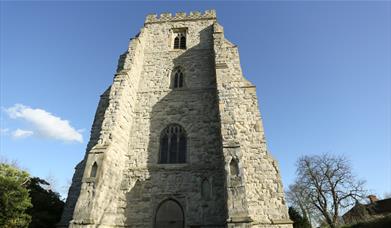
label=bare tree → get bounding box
[60,178,72,201]
[44,173,59,192]
[293,154,366,228]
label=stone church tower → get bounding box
[59,10,292,228]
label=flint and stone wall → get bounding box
[59,10,292,228]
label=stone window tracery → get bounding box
[173,29,187,49]
[173,68,184,89]
[159,124,186,164]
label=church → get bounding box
[59,10,292,228]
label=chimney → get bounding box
[368,195,378,204]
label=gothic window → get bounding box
[173,29,186,49]
[155,199,184,228]
[159,124,186,164]
[230,159,239,176]
[90,162,98,178]
[173,68,184,89]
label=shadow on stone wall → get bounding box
[124,26,228,227]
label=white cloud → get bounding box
[0,128,9,135]
[12,129,34,138]
[6,104,83,143]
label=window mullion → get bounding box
[167,133,171,163]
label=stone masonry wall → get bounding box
[213,22,292,227]
[115,15,228,227]
[59,27,147,227]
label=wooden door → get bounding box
[155,200,184,228]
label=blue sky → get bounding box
[1,1,390,199]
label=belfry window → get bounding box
[173,68,184,89]
[173,33,186,49]
[173,29,187,49]
[159,124,186,164]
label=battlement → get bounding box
[145,10,216,24]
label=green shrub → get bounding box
[0,163,32,228]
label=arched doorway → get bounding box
[155,199,184,228]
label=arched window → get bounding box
[173,33,186,49]
[90,162,98,178]
[173,68,184,89]
[155,199,184,228]
[230,159,239,176]
[159,124,186,164]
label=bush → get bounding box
[289,207,312,228]
[0,163,32,228]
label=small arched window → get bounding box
[173,68,184,89]
[159,124,186,164]
[230,159,239,176]
[90,162,98,178]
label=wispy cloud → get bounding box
[5,104,83,143]
[0,128,9,135]
[12,129,34,139]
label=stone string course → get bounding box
[58,10,292,228]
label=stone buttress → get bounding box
[59,10,292,228]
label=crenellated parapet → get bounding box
[145,10,216,24]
